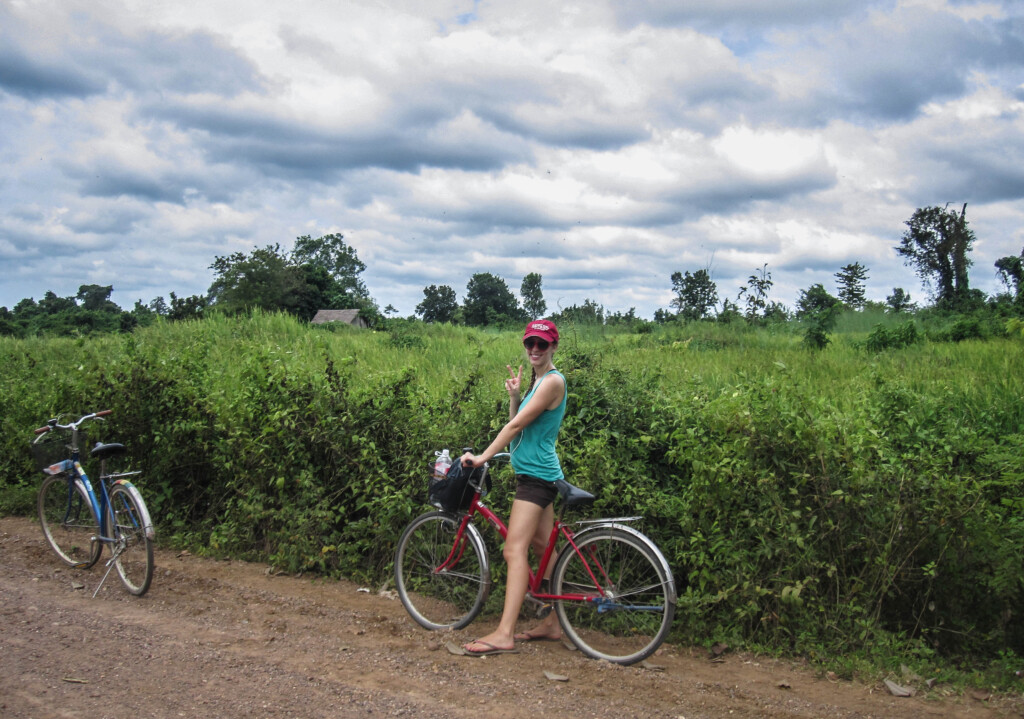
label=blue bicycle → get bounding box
[32,411,155,597]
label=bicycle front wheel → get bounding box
[394,511,490,630]
[37,474,102,568]
[552,526,675,665]
[107,484,154,596]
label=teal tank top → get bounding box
[510,370,567,482]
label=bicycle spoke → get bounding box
[37,475,101,568]
[395,512,489,631]
[554,528,674,665]
[107,485,154,596]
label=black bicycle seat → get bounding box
[90,442,127,460]
[554,479,596,509]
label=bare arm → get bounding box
[506,364,522,419]
[462,372,564,467]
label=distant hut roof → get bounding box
[311,309,367,327]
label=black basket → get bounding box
[426,458,489,512]
[30,430,79,473]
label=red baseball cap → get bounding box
[523,319,558,343]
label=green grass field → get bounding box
[2,310,1022,686]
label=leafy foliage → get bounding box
[796,283,841,349]
[995,249,1023,306]
[671,269,718,321]
[885,287,915,314]
[463,273,522,326]
[415,285,459,323]
[865,321,921,352]
[0,286,137,338]
[835,262,868,310]
[897,204,975,308]
[520,272,546,320]
[2,312,1023,677]
[737,264,778,323]
[208,235,374,321]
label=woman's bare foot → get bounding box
[463,630,515,655]
[513,616,561,642]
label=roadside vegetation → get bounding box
[2,309,1022,693]
[3,204,1024,692]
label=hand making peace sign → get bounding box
[505,364,522,398]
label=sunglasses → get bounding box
[523,337,551,351]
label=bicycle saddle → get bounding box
[553,479,595,509]
[90,442,127,460]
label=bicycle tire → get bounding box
[37,474,102,568]
[107,484,154,596]
[552,525,676,665]
[394,511,491,630]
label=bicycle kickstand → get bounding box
[91,541,123,599]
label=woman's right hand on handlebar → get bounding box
[460,451,485,469]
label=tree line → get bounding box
[3,204,1023,339]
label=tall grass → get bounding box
[1,310,1022,681]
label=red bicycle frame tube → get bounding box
[434,490,606,604]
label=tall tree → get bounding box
[463,273,521,327]
[416,285,459,323]
[208,244,309,315]
[168,292,207,321]
[291,233,370,306]
[896,204,975,307]
[520,273,546,319]
[835,262,868,310]
[886,287,915,314]
[995,250,1024,304]
[670,269,718,321]
[76,284,119,312]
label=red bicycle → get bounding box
[394,453,676,665]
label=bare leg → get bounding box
[516,501,561,641]
[464,499,546,653]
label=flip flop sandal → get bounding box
[463,640,519,656]
[514,630,561,643]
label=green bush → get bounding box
[2,311,1022,673]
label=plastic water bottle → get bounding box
[434,449,452,478]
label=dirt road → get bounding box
[2,516,1019,719]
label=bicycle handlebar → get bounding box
[34,410,112,435]
[459,451,511,468]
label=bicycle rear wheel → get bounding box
[394,511,490,630]
[37,474,102,568]
[552,525,675,665]
[107,484,154,596]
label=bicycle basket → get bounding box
[30,430,79,473]
[427,458,488,512]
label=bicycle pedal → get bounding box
[535,603,552,619]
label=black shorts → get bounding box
[514,474,559,508]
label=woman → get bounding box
[460,318,566,656]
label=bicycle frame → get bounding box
[440,464,653,609]
[49,429,152,544]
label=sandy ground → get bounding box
[2,515,1021,719]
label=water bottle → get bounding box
[434,449,452,479]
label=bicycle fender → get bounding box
[113,479,156,540]
[458,515,492,601]
[570,523,677,604]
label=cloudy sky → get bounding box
[2,0,1023,319]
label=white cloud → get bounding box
[1,0,1023,317]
